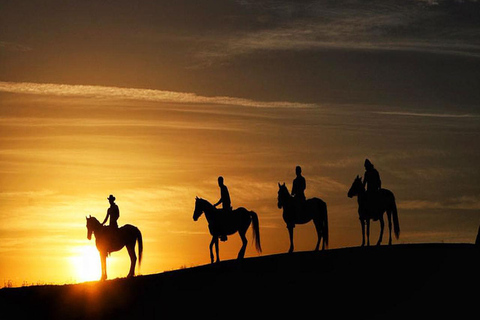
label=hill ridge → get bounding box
[1,243,478,319]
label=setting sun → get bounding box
[70,245,101,283]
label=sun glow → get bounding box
[70,245,101,282]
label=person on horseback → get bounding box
[102,194,120,229]
[213,176,231,241]
[292,166,306,201]
[363,159,382,209]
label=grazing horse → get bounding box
[347,176,400,246]
[193,197,261,263]
[86,216,143,280]
[277,183,328,253]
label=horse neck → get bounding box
[356,185,366,201]
[90,218,103,235]
[280,190,294,209]
[200,199,216,222]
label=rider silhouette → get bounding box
[102,194,120,229]
[213,176,231,241]
[363,159,381,192]
[292,166,306,201]
[363,159,381,208]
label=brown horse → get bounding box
[86,216,143,280]
[193,197,261,263]
[347,176,400,246]
[277,183,328,253]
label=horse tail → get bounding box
[137,227,143,267]
[391,195,400,239]
[250,211,262,253]
[323,202,329,248]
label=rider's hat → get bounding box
[107,194,116,201]
[364,159,373,168]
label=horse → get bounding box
[193,197,261,263]
[347,175,400,246]
[86,216,143,280]
[277,183,328,253]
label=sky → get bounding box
[1,0,479,286]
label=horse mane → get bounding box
[196,197,215,210]
[279,184,291,197]
[87,216,102,228]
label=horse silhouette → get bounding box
[348,176,400,246]
[277,183,328,253]
[86,216,143,280]
[193,197,261,263]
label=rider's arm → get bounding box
[213,198,222,207]
[101,211,110,225]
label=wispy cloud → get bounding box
[195,0,480,66]
[0,41,32,52]
[373,111,479,118]
[400,195,480,210]
[0,81,315,109]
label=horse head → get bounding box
[347,175,364,198]
[86,215,100,240]
[277,182,291,209]
[193,196,204,221]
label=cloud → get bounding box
[373,111,479,118]
[195,0,480,66]
[400,195,480,210]
[0,41,32,52]
[0,81,315,109]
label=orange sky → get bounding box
[1,83,479,285]
[1,1,480,286]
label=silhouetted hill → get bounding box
[1,244,478,319]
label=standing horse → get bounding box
[277,183,328,253]
[86,216,143,280]
[347,176,400,246]
[193,197,261,263]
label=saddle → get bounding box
[209,208,236,236]
[360,190,383,220]
[284,198,308,228]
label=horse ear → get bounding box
[282,182,286,187]
[278,182,281,187]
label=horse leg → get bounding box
[360,219,365,247]
[314,220,321,251]
[127,244,137,278]
[237,231,248,260]
[287,226,294,253]
[214,237,220,263]
[100,252,107,281]
[377,217,384,246]
[209,237,216,264]
[387,211,393,245]
[366,219,371,246]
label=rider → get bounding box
[363,159,381,207]
[213,176,231,241]
[291,166,306,202]
[102,194,120,229]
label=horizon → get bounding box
[1,0,480,287]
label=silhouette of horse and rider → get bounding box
[86,195,143,280]
[193,176,261,263]
[277,166,329,253]
[348,159,400,246]
[85,160,400,279]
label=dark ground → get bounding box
[1,243,478,319]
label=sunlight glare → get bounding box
[70,245,101,282]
